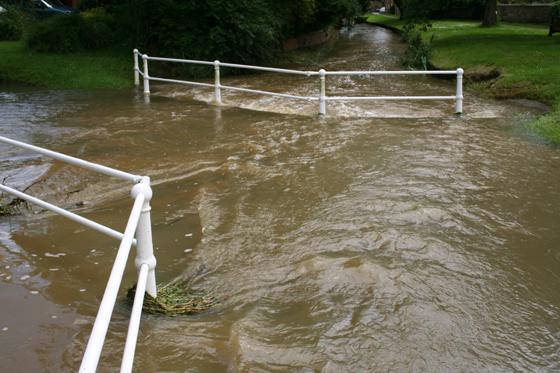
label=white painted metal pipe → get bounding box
[136,50,317,75]
[148,76,214,88]
[142,56,215,66]
[79,193,145,373]
[120,263,149,373]
[143,55,150,95]
[319,69,326,115]
[0,184,136,246]
[325,96,457,101]
[216,61,317,76]
[133,49,139,86]
[215,84,317,101]
[324,70,458,75]
[0,136,142,183]
[456,68,464,114]
[214,60,221,103]
[131,178,157,298]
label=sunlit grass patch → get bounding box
[0,41,133,90]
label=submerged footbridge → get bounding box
[133,49,464,116]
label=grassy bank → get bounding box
[0,41,133,90]
[364,14,560,144]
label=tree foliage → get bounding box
[74,0,368,68]
[0,5,25,41]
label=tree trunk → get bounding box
[394,0,404,19]
[482,0,498,26]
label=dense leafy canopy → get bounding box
[74,0,369,66]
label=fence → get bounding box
[0,135,156,373]
[133,49,464,115]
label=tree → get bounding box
[482,0,498,26]
[393,0,404,19]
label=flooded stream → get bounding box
[1,24,559,372]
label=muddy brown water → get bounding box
[1,25,559,372]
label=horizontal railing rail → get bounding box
[133,49,464,115]
[0,135,157,373]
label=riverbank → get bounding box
[364,14,560,144]
[0,38,340,90]
[0,42,133,90]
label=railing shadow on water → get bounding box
[133,49,464,115]
[0,135,156,373]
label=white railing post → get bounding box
[214,60,221,103]
[131,177,157,298]
[455,68,464,114]
[319,69,326,115]
[143,55,150,95]
[133,49,139,86]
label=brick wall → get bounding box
[497,4,552,24]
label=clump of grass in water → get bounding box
[0,197,27,216]
[125,274,229,316]
[0,188,31,216]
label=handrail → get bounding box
[0,184,136,246]
[133,49,464,115]
[0,136,158,372]
[79,192,146,373]
[0,136,143,183]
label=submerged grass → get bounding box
[526,104,560,145]
[125,277,229,316]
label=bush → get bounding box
[0,6,25,41]
[80,7,115,29]
[400,26,435,70]
[78,0,122,12]
[25,13,114,53]
[141,0,279,68]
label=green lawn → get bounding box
[365,14,560,144]
[0,41,133,90]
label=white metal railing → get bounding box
[0,136,157,373]
[133,49,464,115]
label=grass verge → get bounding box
[364,14,560,144]
[0,41,133,90]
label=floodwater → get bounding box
[1,24,559,372]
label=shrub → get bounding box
[141,0,279,68]
[400,26,435,70]
[78,0,122,12]
[0,6,25,41]
[25,13,114,53]
[80,7,115,29]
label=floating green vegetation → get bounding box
[125,277,229,316]
[0,196,29,216]
[0,184,31,216]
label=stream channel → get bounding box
[1,24,559,372]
